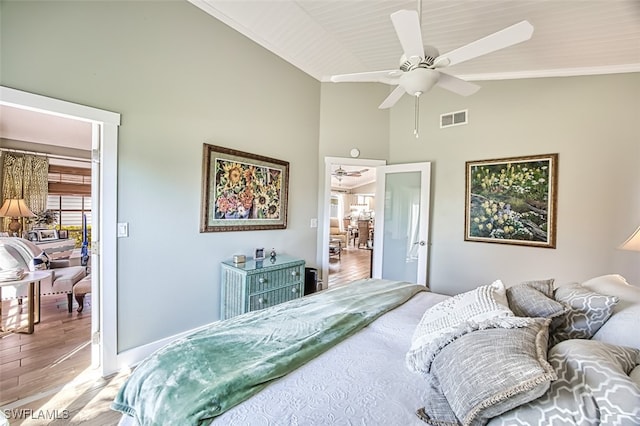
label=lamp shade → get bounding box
[619,225,640,252]
[0,198,35,218]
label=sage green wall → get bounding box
[1,1,321,351]
[388,73,640,293]
[319,83,390,161]
[316,83,390,269]
[3,0,638,354]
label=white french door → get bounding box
[372,162,431,285]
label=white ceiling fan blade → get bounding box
[390,10,424,60]
[330,70,400,84]
[436,72,481,96]
[434,20,534,68]
[378,85,406,109]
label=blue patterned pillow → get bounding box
[30,250,51,270]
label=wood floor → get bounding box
[327,241,372,288]
[0,293,127,425]
[0,243,371,425]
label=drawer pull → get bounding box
[258,297,266,304]
[258,277,267,284]
[291,271,299,277]
[291,287,298,294]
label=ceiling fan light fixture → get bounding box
[400,68,440,96]
[329,5,534,135]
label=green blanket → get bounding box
[111,279,425,425]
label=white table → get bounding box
[0,271,51,334]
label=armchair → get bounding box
[329,217,348,246]
[0,237,86,313]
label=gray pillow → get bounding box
[420,318,556,426]
[550,283,619,347]
[492,339,640,425]
[416,380,459,426]
[407,280,513,376]
[506,279,567,319]
[581,274,640,349]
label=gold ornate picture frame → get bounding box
[200,144,289,232]
[465,153,558,248]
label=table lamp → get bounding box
[619,225,640,252]
[0,198,36,236]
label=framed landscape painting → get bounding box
[200,144,289,232]
[465,153,558,248]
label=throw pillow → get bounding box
[506,279,567,320]
[406,280,513,375]
[421,318,556,426]
[415,380,459,426]
[495,339,640,425]
[550,283,619,347]
[581,274,640,349]
[30,250,51,271]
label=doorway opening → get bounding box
[322,157,385,288]
[0,86,119,407]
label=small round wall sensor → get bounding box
[350,148,360,158]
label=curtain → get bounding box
[1,153,49,232]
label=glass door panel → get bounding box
[373,163,431,285]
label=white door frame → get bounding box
[321,157,385,286]
[0,86,120,376]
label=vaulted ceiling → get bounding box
[2,1,638,167]
[191,0,640,82]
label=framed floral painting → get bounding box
[464,153,558,248]
[200,144,289,232]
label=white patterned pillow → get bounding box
[30,250,51,271]
[581,274,640,349]
[494,339,640,425]
[407,280,513,375]
[550,283,619,347]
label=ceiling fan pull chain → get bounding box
[414,92,422,138]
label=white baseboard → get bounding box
[112,322,212,374]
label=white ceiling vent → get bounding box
[440,110,468,128]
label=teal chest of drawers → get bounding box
[221,254,305,319]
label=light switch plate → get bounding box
[117,222,129,237]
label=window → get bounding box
[48,164,91,196]
[46,195,91,228]
[46,164,92,246]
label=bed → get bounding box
[113,275,640,426]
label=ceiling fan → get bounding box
[330,4,534,137]
[332,166,369,180]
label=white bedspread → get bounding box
[118,290,449,425]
